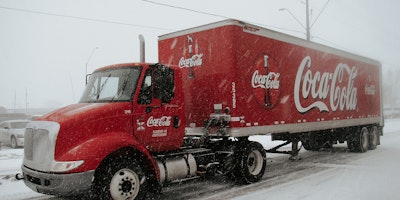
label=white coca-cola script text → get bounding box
[251,70,280,89]
[179,53,203,68]
[147,116,172,127]
[294,56,358,113]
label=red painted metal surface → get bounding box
[158,20,381,131]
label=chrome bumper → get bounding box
[22,165,95,196]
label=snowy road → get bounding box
[0,118,399,200]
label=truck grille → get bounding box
[24,128,34,160]
[23,121,59,172]
[24,128,49,162]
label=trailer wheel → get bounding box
[369,126,379,150]
[93,157,147,200]
[234,141,266,184]
[348,127,369,153]
[302,139,321,151]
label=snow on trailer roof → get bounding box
[158,19,381,67]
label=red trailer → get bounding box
[19,19,383,200]
[158,19,382,138]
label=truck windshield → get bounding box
[79,66,142,103]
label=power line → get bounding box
[2,2,371,61]
[312,35,353,52]
[141,0,305,34]
[0,6,174,31]
[310,0,330,29]
[142,0,230,19]
[0,2,308,36]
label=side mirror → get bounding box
[146,98,162,113]
[86,74,92,85]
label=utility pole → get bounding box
[25,88,28,114]
[14,90,16,113]
[280,0,329,41]
[305,0,311,41]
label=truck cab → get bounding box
[21,63,186,197]
[81,63,185,152]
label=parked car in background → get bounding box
[0,120,29,148]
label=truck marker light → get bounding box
[51,160,84,172]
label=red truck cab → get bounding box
[22,63,185,197]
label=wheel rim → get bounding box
[110,168,140,200]
[247,150,263,176]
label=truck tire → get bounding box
[233,141,266,184]
[302,139,321,151]
[348,127,369,153]
[369,126,379,150]
[93,157,147,200]
[301,132,334,151]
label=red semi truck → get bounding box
[19,19,383,199]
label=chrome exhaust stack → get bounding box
[139,34,145,62]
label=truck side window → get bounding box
[154,67,174,103]
[138,69,153,104]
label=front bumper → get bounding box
[22,165,95,196]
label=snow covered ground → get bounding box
[226,118,400,200]
[0,118,399,200]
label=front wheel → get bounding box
[93,158,147,200]
[233,141,266,184]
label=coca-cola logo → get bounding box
[180,35,204,78]
[294,56,358,113]
[178,54,203,68]
[147,116,171,127]
[250,54,281,108]
[251,70,280,89]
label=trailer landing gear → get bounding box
[266,136,302,161]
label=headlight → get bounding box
[51,160,84,172]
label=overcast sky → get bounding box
[0,0,399,109]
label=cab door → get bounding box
[133,65,185,152]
